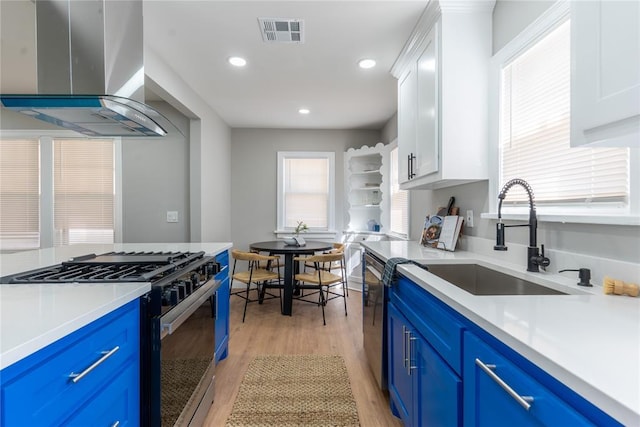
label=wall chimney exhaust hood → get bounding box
[0,0,169,137]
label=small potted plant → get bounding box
[285,220,308,246]
[294,220,308,236]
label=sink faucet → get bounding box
[493,178,550,272]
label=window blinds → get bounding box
[53,139,114,245]
[284,157,329,228]
[389,146,409,236]
[500,19,629,205]
[0,139,40,250]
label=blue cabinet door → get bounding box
[464,332,596,427]
[214,250,230,364]
[387,302,414,425]
[415,337,462,427]
[214,276,229,363]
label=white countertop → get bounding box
[362,240,640,427]
[0,243,232,370]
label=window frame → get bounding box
[485,1,639,226]
[276,151,336,238]
[0,130,123,250]
[387,141,410,239]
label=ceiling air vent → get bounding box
[258,18,304,43]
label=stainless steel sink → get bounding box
[427,263,568,296]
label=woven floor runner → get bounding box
[225,354,360,427]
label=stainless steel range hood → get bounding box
[0,0,169,137]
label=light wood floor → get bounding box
[202,287,402,426]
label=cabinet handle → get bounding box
[408,335,417,374]
[402,326,408,368]
[111,422,120,427]
[408,153,416,179]
[475,358,534,411]
[69,346,120,383]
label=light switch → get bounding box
[166,211,179,223]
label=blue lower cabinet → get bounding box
[214,250,230,364]
[464,331,596,427]
[388,302,414,425]
[415,337,462,426]
[1,300,140,426]
[388,302,462,427]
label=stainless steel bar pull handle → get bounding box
[69,346,120,383]
[475,358,534,411]
[402,326,408,368]
[111,422,120,427]
[408,335,417,374]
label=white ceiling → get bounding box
[0,0,427,131]
[142,1,427,130]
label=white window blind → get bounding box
[0,139,40,250]
[389,145,409,236]
[283,157,329,229]
[499,19,629,206]
[54,139,114,245]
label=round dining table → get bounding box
[249,240,333,315]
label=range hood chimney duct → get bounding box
[1,0,169,137]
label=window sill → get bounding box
[274,230,338,240]
[480,212,639,226]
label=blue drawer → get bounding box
[215,250,229,280]
[1,300,140,426]
[392,276,465,375]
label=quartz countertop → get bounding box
[362,240,640,427]
[0,243,232,370]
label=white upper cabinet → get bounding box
[570,0,640,148]
[392,0,494,190]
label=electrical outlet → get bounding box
[166,211,179,223]
[466,210,474,228]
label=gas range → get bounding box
[0,251,211,284]
[1,250,223,426]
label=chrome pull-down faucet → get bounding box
[494,178,550,272]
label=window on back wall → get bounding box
[389,144,409,237]
[277,151,335,233]
[0,139,41,250]
[54,139,115,245]
[493,6,632,218]
[0,136,116,250]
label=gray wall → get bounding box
[492,0,555,53]
[121,101,191,243]
[230,128,381,251]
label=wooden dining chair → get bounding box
[302,242,349,296]
[230,249,282,322]
[293,252,347,325]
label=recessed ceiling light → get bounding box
[298,108,310,115]
[228,56,247,67]
[358,59,376,69]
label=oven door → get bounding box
[158,277,221,427]
[362,250,387,390]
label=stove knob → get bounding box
[183,279,192,295]
[169,287,179,305]
[176,282,186,300]
[190,272,199,289]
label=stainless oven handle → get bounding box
[160,279,219,339]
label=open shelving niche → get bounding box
[343,142,390,286]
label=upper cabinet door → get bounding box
[415,25,439,177]
[398,68,417,184]
[571,0,640,147]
